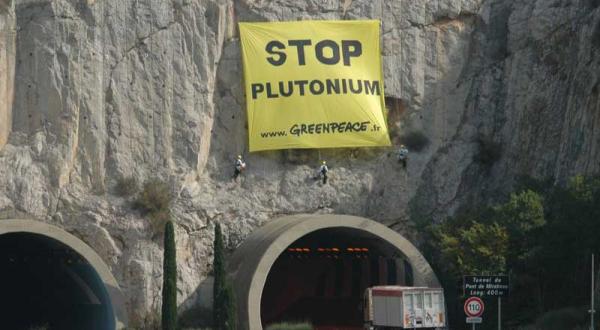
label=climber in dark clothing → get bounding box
[397,145,408,169]
[318,161,329,184]
[233,155,246,181]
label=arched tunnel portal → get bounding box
[228,214,441,330]
[0,219,128,329]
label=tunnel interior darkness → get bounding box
[0,233,114,330]
[261,227,414,329]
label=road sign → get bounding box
[464,297,485,317]
[464,275,509,297]
[466,317,482,324]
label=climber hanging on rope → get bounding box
[397,144,408,169]
[233,155,246,181]
[318,161,329,184]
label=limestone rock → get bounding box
[0,0,599,325]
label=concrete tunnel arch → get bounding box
[0,219,128,329]
[228,214,441,330]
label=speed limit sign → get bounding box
[464,296,485,317]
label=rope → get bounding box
[166,7,174,169]
[189,3,196,166]
[149,0,156,172]
[126,0,135,161]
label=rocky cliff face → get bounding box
[0,0,15,149]
[0,0,599,325]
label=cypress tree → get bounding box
[161,220,177,330]
[213,223,226,328]
[223,282,237,330]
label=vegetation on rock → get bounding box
[265,322,313,330]
[162,221,178,330]
[421,175,600,328]
[213,223,236,330]
[135,179,173,233]
[115,176,139,197]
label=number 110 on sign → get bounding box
[464,297,485,317]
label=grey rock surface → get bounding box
[0,0,15,149]
[0,0,599,326]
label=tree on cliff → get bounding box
[161,220,177,330]
[423,176,600,327]
[213,223,237,329]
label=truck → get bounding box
[363,286,446,329]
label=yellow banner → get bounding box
[239,20,391,152]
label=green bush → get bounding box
[399,131,430,152]
[178,305,214,329]
[123,309,161,329]
[265,322,313,330]
[135,179,172,214]
[135,179,173,232]
[422,175,600,327]
[115,176,139,197]
[534,307,588,330]
[28,325,49,330]
[162,221,177,330]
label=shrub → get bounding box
[115,176,138,197]
[265,322,313,330]
[161,221,177,330]
[178,305,213,329]
[474,135,502,166]
[534,307,587,330]
[135,179,173,232]
[399,131,430,152]
[135,179,172,214]
[28,325,49,330]
[149,209,172,235]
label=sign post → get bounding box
[464,275,510,330]
[464,296,485,329]
[590,254,595,330]
[498,297,501,330]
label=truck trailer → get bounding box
[363,286,446,329]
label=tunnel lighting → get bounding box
[332,248,340,252]
[361,248,369,252]
[347,248,354,252]
[317,248,325,252]
[302,248,310,252]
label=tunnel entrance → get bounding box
[260,228,414,329]
[0,232,115,330]
[229,214,440,330]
